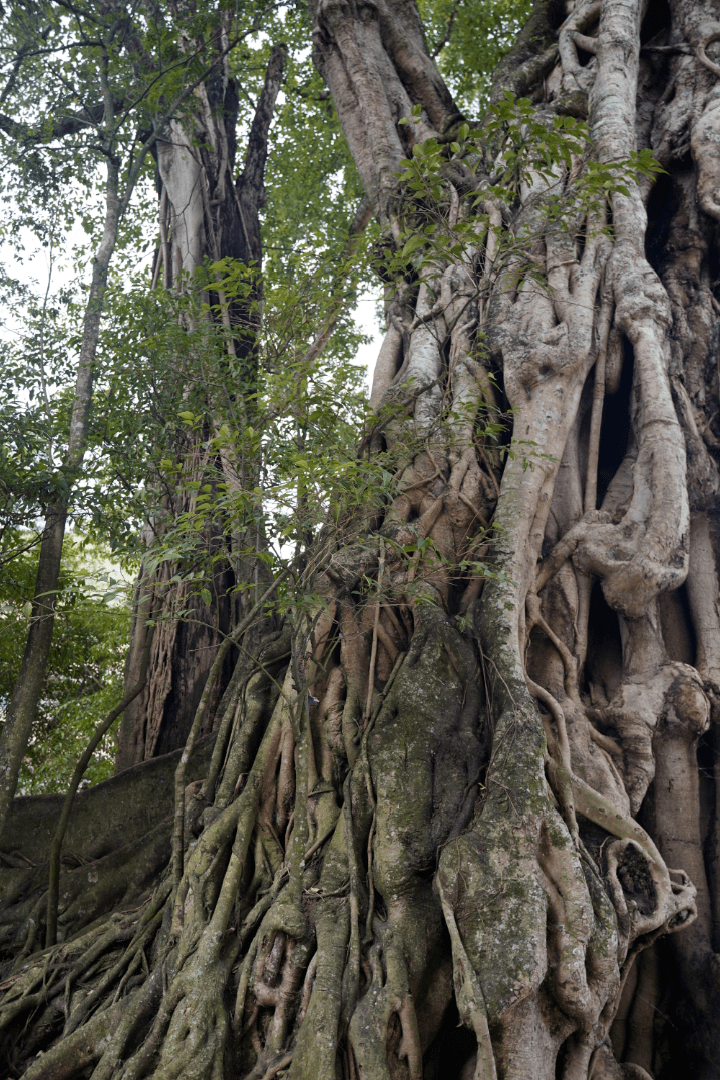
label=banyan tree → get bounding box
[2,0,720,1078]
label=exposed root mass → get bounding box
[3,0,720,1078]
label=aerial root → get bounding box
[527,660,697,948]
[539,816,601,1026]
[527,674,579,842]
[566,765,698,939]
[64,907,164,1035]
[525,593,580,703]
[250,932,313,1066]
[696,31,720,80]
[0,882,172,1057]
[436,875,497,1080]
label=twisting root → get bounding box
[526,676,579,842]
[696,31,720,79]
[526,592,580,702]
[437,876,497,1080]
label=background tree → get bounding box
[0,533,130,792]
[0,0,270,834]
[2,1,720,1079]
[115,21,289,769]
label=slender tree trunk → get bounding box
[0,155,122,839]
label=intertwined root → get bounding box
[0,536,709,1080]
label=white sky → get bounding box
[353,289,382,395]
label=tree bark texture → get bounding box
[3,1,720,1078]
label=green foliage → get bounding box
[0,533,131,794]
[390,93,664,290]
[0,0,597,794]
[419,0,533,113]
[483,92,664,210]
[85,247,373,610]
[258,6,370,288]
[0,234,87,532]
[0,0,374,562]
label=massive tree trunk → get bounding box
[3,2,720,1079]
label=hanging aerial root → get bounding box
[526,676,579,843]
[437,875,497,1080]
[172,569,294,889]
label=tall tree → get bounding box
[2,1,720,1079]
[0,0,237,836]
[116,28,288,767]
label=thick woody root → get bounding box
[0,467,494,1079]
[435,675,697,1080]
[61,600,482,1080]
[286,602,486,1080]
[0,463,708,1080]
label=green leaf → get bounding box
[401,233,425,258]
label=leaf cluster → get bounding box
[385,93,664,295]
[0,531,131,794]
